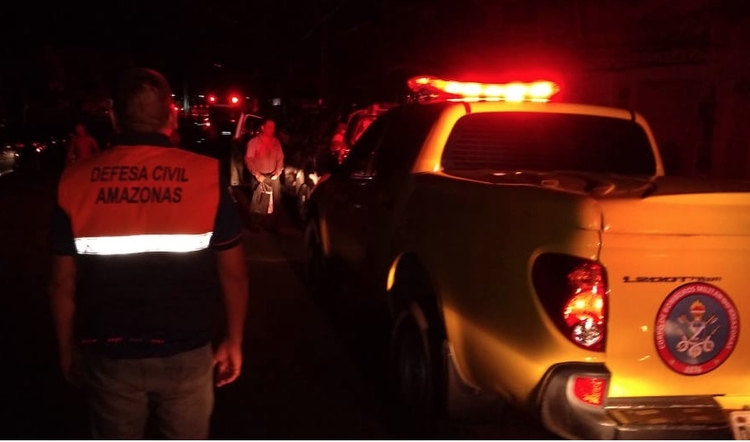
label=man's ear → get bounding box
[169,107,178,130]
[108,110,121,133]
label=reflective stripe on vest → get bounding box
[75,232,213,255]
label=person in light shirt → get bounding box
[244,118,285,229]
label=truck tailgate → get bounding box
[598,195,750,399]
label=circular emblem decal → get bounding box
[654,283,739,375]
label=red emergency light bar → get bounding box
[408,75,560,103]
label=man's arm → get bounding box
[65,140,76,163]
[91,137,101,155]
[272,139,284,179]
[214,242,249,387]
[49,255,77,384]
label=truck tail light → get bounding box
[532,253,608,351]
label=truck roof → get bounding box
[343,75,665,180]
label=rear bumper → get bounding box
[536,363,734,439]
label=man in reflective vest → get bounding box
[48,68,249,439]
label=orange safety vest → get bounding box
[52,135,241,358]
[59,145,221,255]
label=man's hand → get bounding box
[59,349,82,387]
[59,349,75,384]
[214,340,243,387]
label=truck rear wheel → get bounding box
[390,305,444,436]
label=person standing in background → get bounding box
[65,121,100,164]
[244,118,285,230]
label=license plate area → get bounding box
[731,411,750,439]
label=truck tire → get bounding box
[390,303,445,437]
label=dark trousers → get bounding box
[80,344,215,439]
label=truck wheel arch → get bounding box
[387,253,443,329]
[388,253,504,423]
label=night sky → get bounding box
[3,0,404,103]
[2,1,738,111]
[4,0,576,104]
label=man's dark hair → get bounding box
[112,68,174,133]
[260,117,275,127]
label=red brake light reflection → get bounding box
[230,96,240,104]
[564,264,605,328]
[563,292,604,327]
[572,376,607,406]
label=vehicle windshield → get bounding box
[442,112,657,176]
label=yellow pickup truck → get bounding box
[304,75,750,439]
